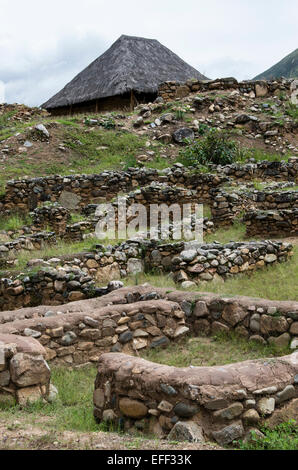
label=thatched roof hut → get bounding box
[42,35,207,115]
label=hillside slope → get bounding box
[254,48,298,80]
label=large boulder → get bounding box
[168,421,205,443]
[10,353,50,387]
[172,128,194,144]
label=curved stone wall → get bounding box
[0,286,297,366]
[93,351,298,445]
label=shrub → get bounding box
[285,102,298,123]
[238,420,298,450]
[178,129,244,167]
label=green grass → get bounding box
[245,148,291,162]
[238,421,298,450]
[0,238,98,275]
[205,218,246,244]
[0,214,32,232]
[125,246,297,301]
[70,213,86,224]
[63,128,147,173]
[0,365,101,432]
[141,331,291,368]
[124,219,297,301]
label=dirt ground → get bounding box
[0,416,221,450]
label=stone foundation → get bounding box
[93,351,298,445]
[0,286,297,366]
[0,239,292,309]
[243,209,298,238]
[212,188,298,226]
[158,77,294,102]
[0,333,51,406]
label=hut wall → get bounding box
[47,91,157,116]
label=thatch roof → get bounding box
[42,35,208,109]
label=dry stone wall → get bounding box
[243,209,298,238]
[158,78,294,102]
[212,158,298,182]
[212,188,298,226]
[0,167,225,215]
[0,333,51,406]
[0,267,100,311]
[2,160,297,217]
[1,284,297,431]
[0,232,56,267]
[1,286,297,367]
[0,238,293,310]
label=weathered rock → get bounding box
[173,402,198,418]
[213,402,243,420]
[119,398,148,419]
[212,422,244,446]
[10,353,50,387]
[167,421,205,443]
[242,409,260,425]
[257,397,275,416]
[172,128,194,144]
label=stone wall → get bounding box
[212,188,298,226]
[0,267,99,311]
[0,232,56,267]
[31,204,70,235]
[0,168,224,214]
[1,286,297,367]
[94,351,298,445]
[158,78,294,102]
[1,285,297,428]
[0,333,51,406]
[0,239,293,309]
[244,209,298,238]
[1,162,296,216]
[212,158,298,182]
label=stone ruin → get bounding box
[0,153,297,446]
[0,285,297,446]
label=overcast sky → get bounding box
[0,0,297,106]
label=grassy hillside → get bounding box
[254,48,298,80]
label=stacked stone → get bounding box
[0,297,188,366]
[0,232,56,266]
[93,351,298,446]
[31,204,70,235]
[0,267,97,312]
[0,334,51,406]
[0,238,293,310]
[244,209,298,237]
[212,188,298,226]
[153,240,292,285]
[213,157,298,182]
[158,78,293,102]
[1,286,297,365]
[64,220,96,242]
[2,160,296,216]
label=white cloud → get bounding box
[1,0,297,106]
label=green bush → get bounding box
[285,102,298,123]
[178,129,244,167]
[238,420,298,450]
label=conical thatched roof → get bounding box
[42,35,208,109]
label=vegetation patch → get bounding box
[178,129,245,167]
